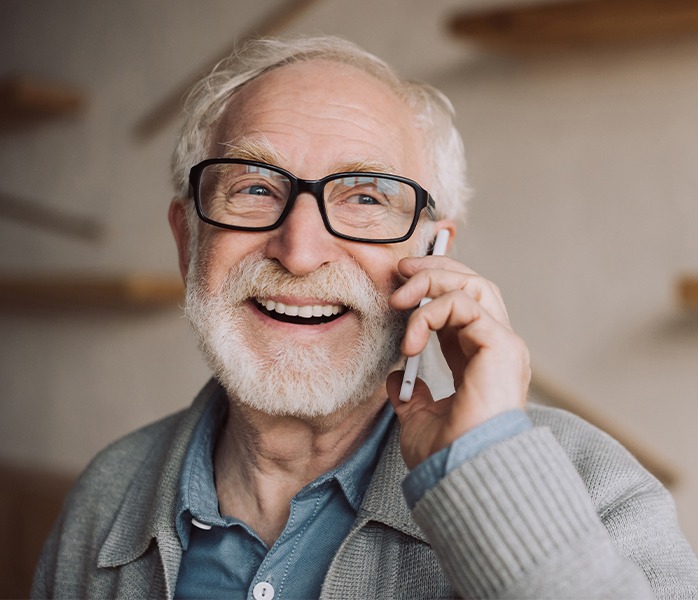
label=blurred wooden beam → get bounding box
[447,0,698,53]
[133,0,320,140]
[677,275,698,310]
[0,273,184,311]
[0,75,85,130]
[0,191,105,242]
[530,371,679,488]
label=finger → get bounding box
[387,371,457,469]
[400,290,479,356]
[386,371,435,414]
[415,294,528,388]
[392,269,510,329]
[401,290,511,357]
[392,267,505,310]
[399,256,504,305]
[398,255,476,277]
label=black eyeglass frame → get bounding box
[188,158,437,244]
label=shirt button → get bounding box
[191,517,212,530]
[253,581,275,600]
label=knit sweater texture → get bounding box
[32,379,698,599]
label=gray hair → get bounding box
[171,35,470,226]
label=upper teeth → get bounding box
[257,298,344,318]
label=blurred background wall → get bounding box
[1,0,697,590]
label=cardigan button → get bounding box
[253,581,275,600]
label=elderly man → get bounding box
[33,36,697,599]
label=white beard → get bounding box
[184,252,407,418]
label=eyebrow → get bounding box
[336,159,399,176]
[221,137,286,166]
[220,138,400,177]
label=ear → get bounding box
[169,198,191,281]
[431,218,457,253]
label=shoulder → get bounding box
[69,409,186,502]
[526,403,646,473]
[32,383,221,596]
[526,403,669,514]
[52,405,196,547]
[32,407,193,597]
[69,378,220,505]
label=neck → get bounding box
[213,390,387,547]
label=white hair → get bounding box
[171,35,471,230]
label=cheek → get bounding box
[365,233,430,294]
[352,246,409,296]
[193,230,264,290]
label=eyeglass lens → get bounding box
[197,162,419,241]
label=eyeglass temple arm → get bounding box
[425,195,437,220]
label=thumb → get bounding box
[386,371,435,417]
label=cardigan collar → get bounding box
[357,423,428,543]
[97,379,222,595]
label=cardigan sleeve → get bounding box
[410,418,698,599]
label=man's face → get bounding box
[176,60,447,418]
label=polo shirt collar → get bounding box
[175,395,396,549]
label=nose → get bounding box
[264,193,344,275]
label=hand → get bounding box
[386,255,531,469]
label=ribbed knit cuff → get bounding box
[403,410,533,509]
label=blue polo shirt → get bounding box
[174,395,395,599]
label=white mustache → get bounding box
[211,252,395,319]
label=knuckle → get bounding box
[504,330,528,356]
[514,333,529,355]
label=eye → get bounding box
[348,193,383,205]
[239,184,272,196]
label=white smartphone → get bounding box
[399,228,450,401]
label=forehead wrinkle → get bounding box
[220,136,400,178]
[235,94,410,158]
[216,73,420,180]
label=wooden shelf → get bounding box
[0,75,85,130]
[677,275,698,311]
[447,0,698,53]
[0,273,184,311]
[0,191,105,242]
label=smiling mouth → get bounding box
[254,298,348,325]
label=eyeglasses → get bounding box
[188,159,436,244]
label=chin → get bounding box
[205,321,402,419]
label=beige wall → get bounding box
[1,0,697,549]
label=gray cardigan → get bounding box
[33,379,698,598]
